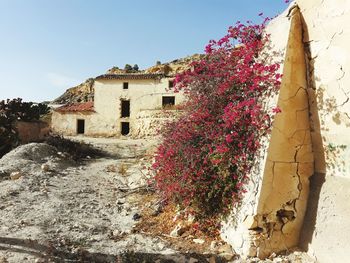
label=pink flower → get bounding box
[272,106,282,113]
[225,134,233,143]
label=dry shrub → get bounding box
[46,135,104,161]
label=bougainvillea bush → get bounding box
[152,19,282,221]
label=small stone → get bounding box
[170,223,183,237]
[187,214,195,223]
[121,210,129,216]
[117,198,126,205]
[132,213,142,221]
[188,258,198,263]
[113,229,120,236]
[219,252,234,261]
[247,246,257,257]
[269,253,277,259]
[273,258,283,263]
[192,238,205,244]
[10,171,22,180]
[217,243,233,254]
[210,241,219,251]
[41,163,50,172]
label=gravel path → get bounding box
[0,139,179,262]
[0,138,316,263]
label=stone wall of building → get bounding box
[16,121,50,143]
[133,109,182,138]
[51,77,186,137]
[93,77,185,137]
[51,112,97,136]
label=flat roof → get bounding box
[95,73,165,80]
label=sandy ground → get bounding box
[0,137,315,263]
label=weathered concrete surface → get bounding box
[220,6,291,257]
[247,7,314,259]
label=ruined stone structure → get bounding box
[222,1,350,262]
[51,74,185,137]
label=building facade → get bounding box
[51,73,185,137]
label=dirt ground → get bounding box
[0,137,315,263]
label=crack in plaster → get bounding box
[279,86,307,102]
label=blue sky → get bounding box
[0,0,287,102]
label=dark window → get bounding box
[121,122,130,135]
[168,80,174,88]
[123,82,129,89]
[121,100,130,117]
[77,119,85,134]
[162,96,175,108]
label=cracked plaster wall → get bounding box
[222,1,350,262]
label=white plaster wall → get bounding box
[92,77,186,137]
[222,1,350,261]
[51,111,95,136]
[222,0,350,262]
[297,0,350,178]
[296,1,350,261]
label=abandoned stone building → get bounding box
[51,73,185,137]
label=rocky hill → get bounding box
[52,54,204,105]
[52,78,95,104]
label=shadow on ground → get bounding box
[0,237,228,263]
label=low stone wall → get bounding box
[133,110,182,138]
[16,121,50,143]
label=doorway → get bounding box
[121,122,130,135]
[77,119,85,134]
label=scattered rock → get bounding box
[210,240,219,251]
[113,229,120,236]
[192,238,205,244]
[117,198,126,205]
[132,213,142,221]
[269,252,277,259]
[217,243,233,254]
[219,252,234,261]
[10,171,22,180]
[151,201,164,216]
[170,223,184,237]
[187,213,195,223]
[41,163,50,172]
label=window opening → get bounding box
[121,100,130,117]
[162,96,175,108]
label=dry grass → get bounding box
[118,164,128,176]
[133,193,221,255]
